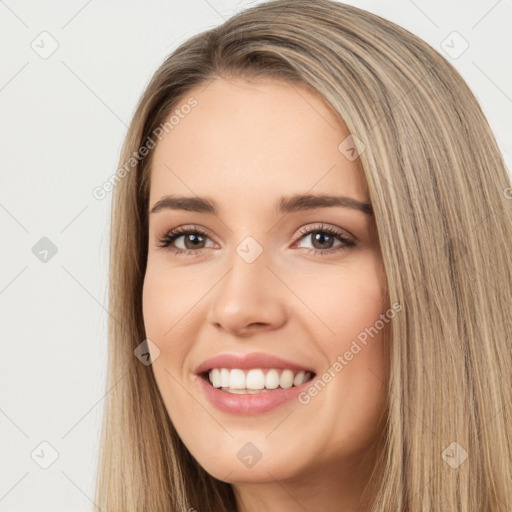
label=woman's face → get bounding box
[142,77,390,490]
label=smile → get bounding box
[206,367,314,393]
[194,351,317,414]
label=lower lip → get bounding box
[195,374,314,415]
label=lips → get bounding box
[193,352,318,414]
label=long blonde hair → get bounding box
[95,1,512,510]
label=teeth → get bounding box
[229,369,246,389]
[246,369,265,389]
[265,369,280,389]
[220,368,230,388]
[207,368,312,392]
[293,370,306,386]
[280,369,294,389]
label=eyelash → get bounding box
[156,223,356,257]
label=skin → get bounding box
[142,76,390,512]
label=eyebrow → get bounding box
[149,193,373,216]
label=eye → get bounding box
[155,222,356,256]
[156,225,216,256]
[292,223,356,256]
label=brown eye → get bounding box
[156,226,214,255]
[294,223,356,255]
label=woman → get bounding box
[95,0,512,510]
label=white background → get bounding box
[0,1,510,510]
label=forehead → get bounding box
[149,77,368,210]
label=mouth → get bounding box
[199,367,317,394]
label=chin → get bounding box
[189,438,310,484]
[204,458,302,484]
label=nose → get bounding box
[206,249,288,337]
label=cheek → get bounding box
[141,268,194,381]
[142,273,214,468]
[142,271,170,340]
[141,270,198,420]
[142,262,210,346]
[295,256,389,434]
[292,252,387,345]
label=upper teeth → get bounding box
[208,368,311,390]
